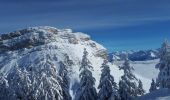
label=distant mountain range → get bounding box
[109,49,160,61]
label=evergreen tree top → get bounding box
[102,59,108,66]
[100,59,111,79]
[59,61,68,78]
[101,59,109,70]
[138,80,143,87]
[120,56,134,72]
[156,40,170,69]
[152,78,154,81]
[161,39,170,53]
[80,48,93,71]
[162,39,169,48]
[120,56,137,81]
[149,78,157,92]
[150,79,156,88]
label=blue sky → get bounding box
[0,0,170,52]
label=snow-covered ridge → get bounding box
[0,26,95,52]
[0,26,108,75]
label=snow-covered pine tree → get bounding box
[64,54,74,67]
[75,48,97,100]
[0,72,9,99]
[149,79,157,93]
[64,54,74,75]
[118,56,138,100]
[137,80,145,96]
[156,40,170,88]
[98,60,119,100]
[7,64,32,100]
[31,54,63,100]
[59,61,72,100]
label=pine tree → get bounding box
[75,48,97,100]
[64,54,74,75]
[59,61,72,100]
[98,60,119,100]
[64,54,74,67]
[118,56,138,100]
[0,72,10,99]
[156,40,170,88]
[149,79,157,93]
[7,64,32,100]
[137,80,145,96]
[31,55,63,100]
[6,65,34,100]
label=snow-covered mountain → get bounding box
[0,26,162,100]
[109,49,159,61]
[0,26,123,100]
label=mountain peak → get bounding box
[0,26,107,74]
[0,26,92,53]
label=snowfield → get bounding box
[114,59,159,93]
[132,59,159,93]
[131,59,159,79]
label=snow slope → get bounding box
[114,59,159,93]
[131,59,159,80]
[132,60,159,93]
